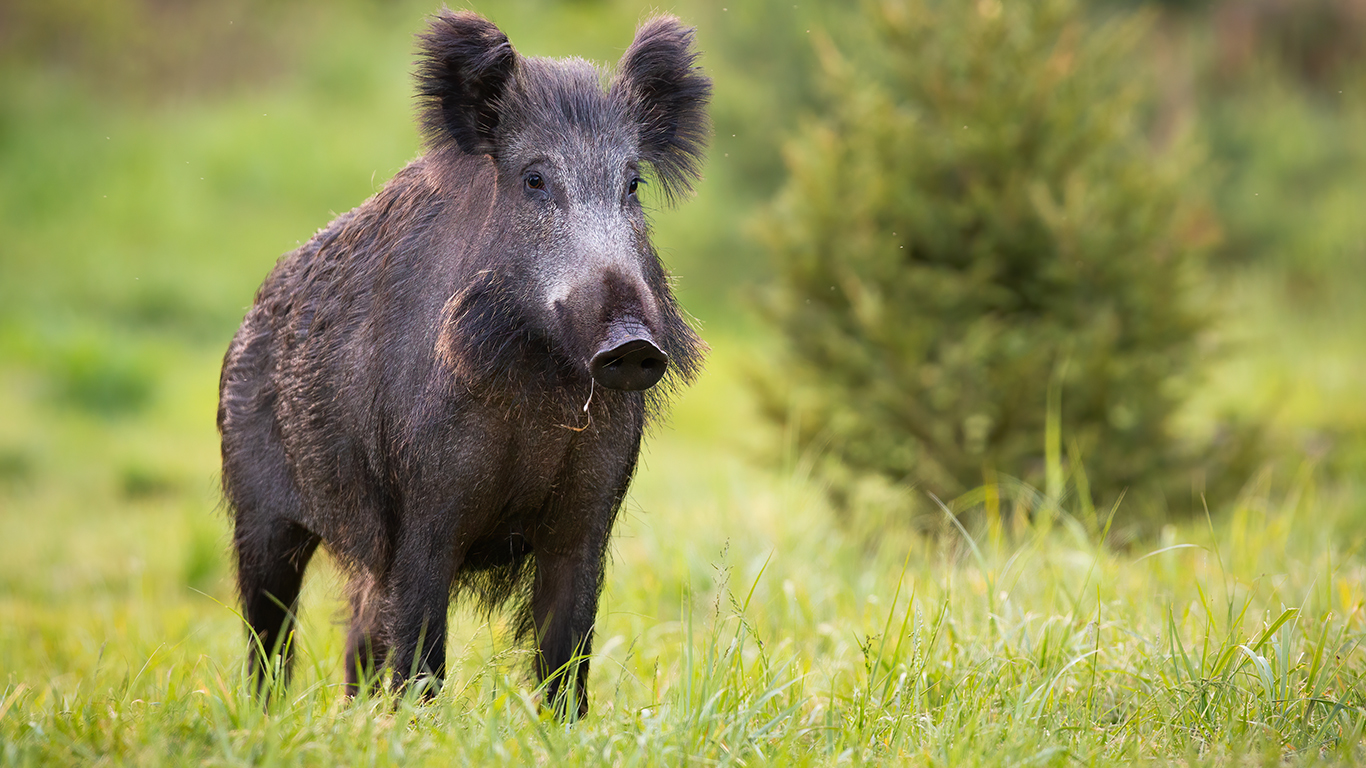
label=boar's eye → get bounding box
[523,172,551,202]
[627,177,643,197]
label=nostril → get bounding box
[589,337,669,391]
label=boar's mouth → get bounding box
[589,321,669,391]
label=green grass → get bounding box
[4,336,1366,765]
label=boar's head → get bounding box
[417,12,709,396]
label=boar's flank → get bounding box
[217,10,709,719]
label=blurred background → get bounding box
[1,0,1364,633]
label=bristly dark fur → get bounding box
[221,10,710,719]
[415,11,516,155]
[640,242,706,422]
[611,17,712,204]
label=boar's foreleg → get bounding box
[382,525,463,698]
[344,520,463,700]
[531,433,639,719]
[531,544,607,720]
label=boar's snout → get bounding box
[590,321,668,391]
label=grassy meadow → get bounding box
[3,0,1366,764]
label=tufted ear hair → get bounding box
[415,10,516,156]
[611,16,712,205]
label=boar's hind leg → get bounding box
[222,346,319,696]
[343,574,389,697]
[235,513,320,695]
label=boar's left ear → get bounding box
[415,10,516,157]
[612,16,712,204]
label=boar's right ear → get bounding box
[415,11,516,157]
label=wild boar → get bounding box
[217,9,709,718]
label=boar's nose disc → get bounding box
[590,338,669,391]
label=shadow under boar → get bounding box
[217,10,709,718]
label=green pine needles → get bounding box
[758,0,1226,525]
